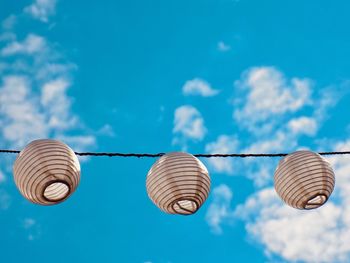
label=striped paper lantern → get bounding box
[146,152,211,215]
[13,139,81,205]
[274,150,335,210]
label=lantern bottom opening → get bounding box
[43,181,71,202]
[171,198,199,215]
[304,194,328,209]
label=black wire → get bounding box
[0,150,20,154]
[75,152,166,158]
[1,149,350,158]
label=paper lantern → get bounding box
[146,152,211,215]
[274,150,335,210]
[13,139,80,205]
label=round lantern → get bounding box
[13,139,81,205]
[274,150,335,210]
[146,152,211,215]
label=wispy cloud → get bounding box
[223,66,337,187]
[182,78,219,97]
[97,124,115,137]
[234,67,312,133]
[288,116,318,136]
[172,105,207,148]
[0,72,94,151]
[205,135,239,174]
[0,31,94,151]
[0,75,48,147]
[206,184,235,234]
[1,34,46,56]
[41,78,79,130]
[217,41,231,52]
[24,0,57,23]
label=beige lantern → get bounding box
[13,139,81,205]
[146,152,211,215]
[274,150,335,210]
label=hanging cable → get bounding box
[1,149,350,158]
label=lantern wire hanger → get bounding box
[1,149,350,157]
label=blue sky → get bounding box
[1,0,350,262]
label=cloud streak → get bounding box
[182,78,219,97]
[24,0,57,23]
[206,184,235,234]
[172,105,207,148]
[1,34,46,56]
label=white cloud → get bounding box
[244,130,294,154]
[41,78,68,105]
[288,116,318,136]
[234,67,312,132]
[172,105,207,146]
[217,41,231,52]
[219,67,336,186]
[205,135,239,174]
[236,122,321,187]
[24,0,57,23]
[0,74,95,150]
[0,23,96,155]
[1,34,46,56]
[206,184,235,234]
[97,124,115,137]
[239,128,299,187]
[0,75,95,150]
[0,75,48,147]
[182,78,219,97]
[36,63,77,80]
[41,78,78,130]
[234,126,300,187]
[235,188,346,263]
[314,87,342,121]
